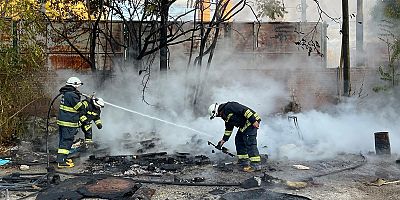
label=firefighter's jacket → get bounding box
[79,98,102,129]
[57,85,86,128]
[218,102,261,141]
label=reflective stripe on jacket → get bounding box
[219,102,261,141]
[57,85,85,127]
[79,98,102,127]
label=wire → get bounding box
[301,153,367,182]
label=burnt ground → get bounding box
[1,143,400,200]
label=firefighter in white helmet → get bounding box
[208,102,262,172]
[79,96,104,145]
[56,77,86,168]
[208,103,219,120]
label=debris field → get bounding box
[1,137,400,200]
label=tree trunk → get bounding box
[342,0,350,96]
[160,0,169,72]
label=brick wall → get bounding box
[45,21,383,111]
[247,67,381,111]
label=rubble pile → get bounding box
[0,141,51,167]
[0,172,60,193]
[84,152,211,176]
[36,176,151,200]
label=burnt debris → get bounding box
[36,177,142,200]
[85,152,211,176]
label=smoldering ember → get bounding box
[1,0,400,200]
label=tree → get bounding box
[40,0,288,107]
[0,0,47,145]
[101,0,251,105]
[103,0,289,107]
[255,0,287,20]
[372,0,400,92]
[44,0,109,73]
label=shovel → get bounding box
[207,141,235,157]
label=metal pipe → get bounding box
[356,0,364,67]
[301,0,307,22]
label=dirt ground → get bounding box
[1,151,400,200]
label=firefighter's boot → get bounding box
[57,159,75,168]
[238,159,250,167]
[243,163,262,172]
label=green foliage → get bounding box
[373,0,400,20]
[383,0,400,19]
[256,0,287,20]
[0,1,48,145]
[372,0,400,93]
[373,36,400,92]
[392,39,400,61]
[373,63,400,92]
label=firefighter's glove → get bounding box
[253,121,260,129]
[89,92,96,99]
[96,124,103,129]
[216,140,225,150]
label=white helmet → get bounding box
[93,97,105,108]
[66,77,83,88]
[208,103,219,120]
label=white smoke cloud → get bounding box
[49,1,400,161]
[53,52,400,162]
[81,60,288,156]
[72,51,399,161]
[261,94,400,160]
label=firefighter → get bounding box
[80,97,104,144]
[56,77,86,168]
[208,102,262,172]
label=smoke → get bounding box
[64,51,397,162]
[75,60,289,156]
[52,50,400,162]
[48,1,400,161]
[263,94,400,161]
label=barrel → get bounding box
[374,132,391,155]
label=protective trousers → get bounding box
[56,126,78,163]
[235,126,261,164]
[81,121,92,140]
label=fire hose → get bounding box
[46,93,62,168]
[301,153,367,182]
